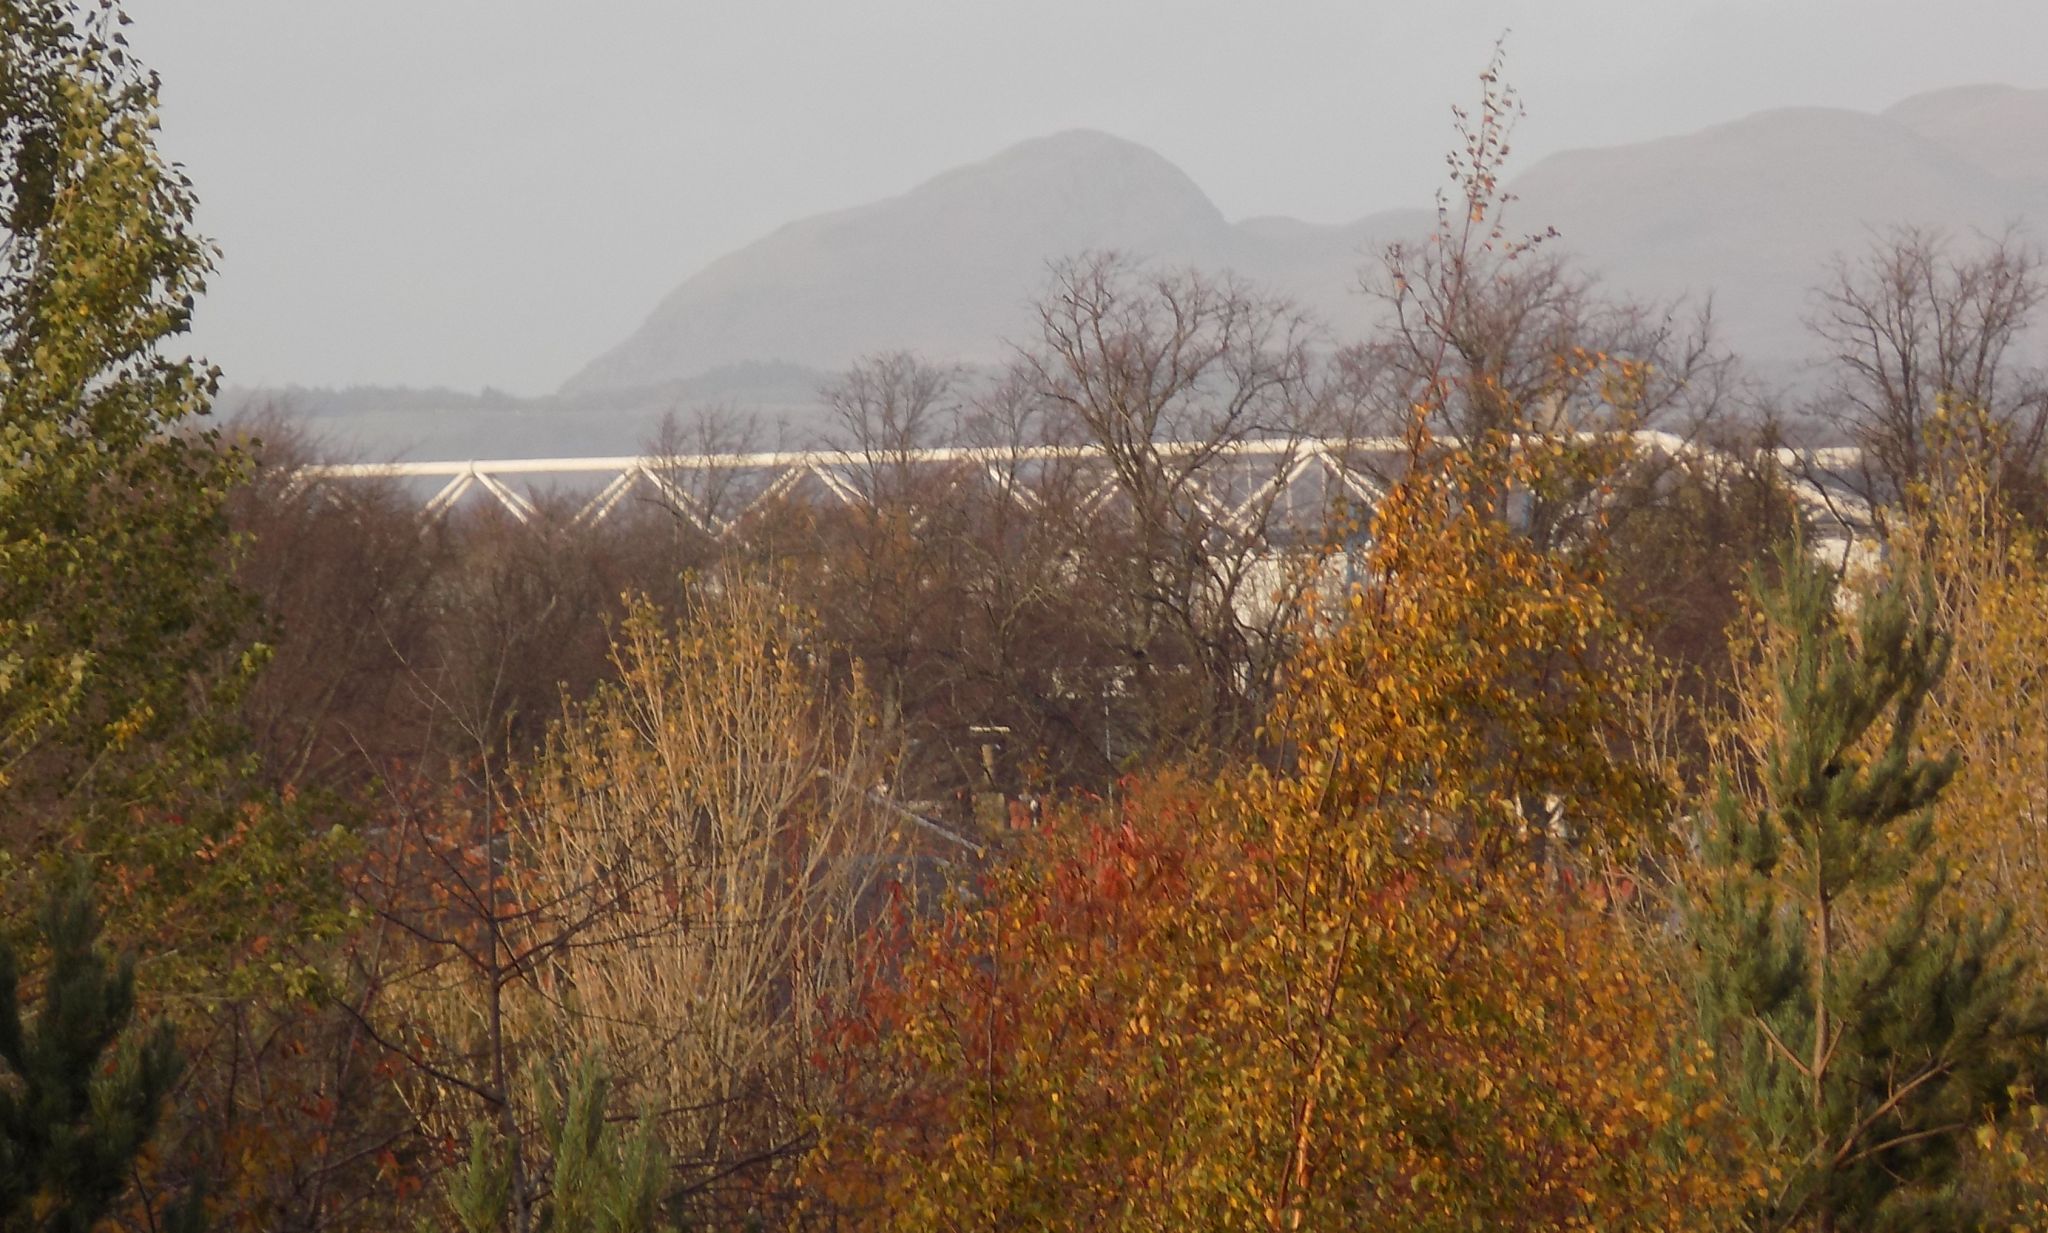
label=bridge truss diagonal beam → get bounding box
[294,432,1879,546]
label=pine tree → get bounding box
[1692,546,2048,1231]
[439,1055,668,1233]
[0,879,200,1231]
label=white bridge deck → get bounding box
[295,432,1873,539]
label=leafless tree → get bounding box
[640,403,765,538]
[1809,224,2048,512]
[825,351,960,499]
[1356,245,1729,443]
[1018,252,1333,763]
[227,415,455,792]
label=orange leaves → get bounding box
[809,776,1241,1227]
[811,773,1746,1230]
[805,361,1748,1228]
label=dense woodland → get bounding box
[13,7,2048,1230]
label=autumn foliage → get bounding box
[805,414,1755,1230]
[21,12,2048,1231]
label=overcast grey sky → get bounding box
[123,1,2048,396]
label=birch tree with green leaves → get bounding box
[0,0,253,846]
[0,11,361,1222]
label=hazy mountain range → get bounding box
[240,83,2048,461]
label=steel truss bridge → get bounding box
[296,432,1873,543]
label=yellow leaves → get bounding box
[1269,428,1662,864]
[821,782,1749,1226]
[1868,403,2048,967]
[803,396,1754,1227]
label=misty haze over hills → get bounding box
[240,83,2048,462]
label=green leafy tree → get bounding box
[1691,546,2048,1230]
[0,0,347,993]
[0,0,255,841]
[0,9,367,1227]
[0,879,200,1231]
